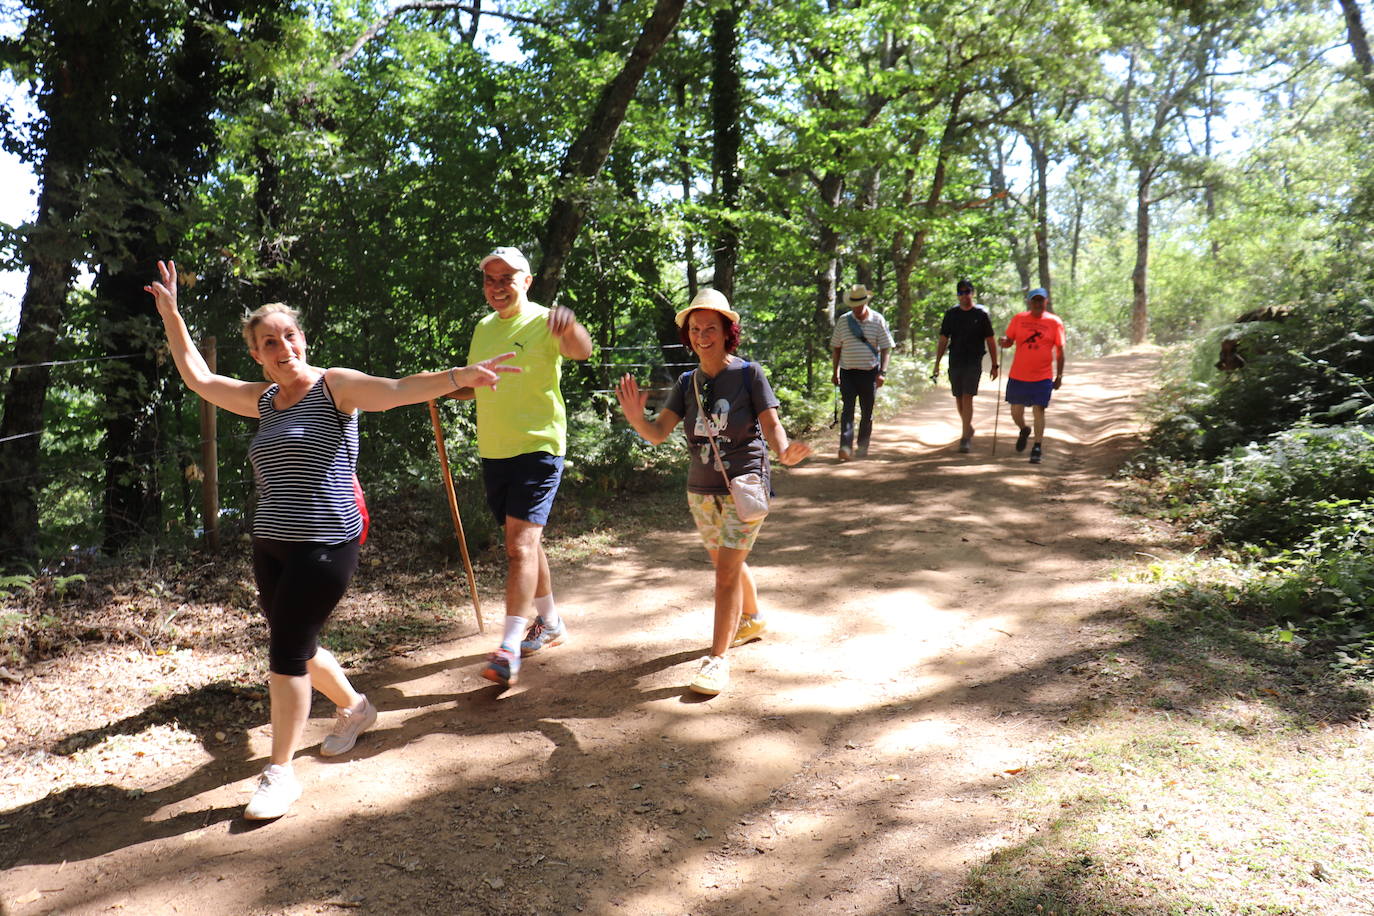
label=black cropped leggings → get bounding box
[251,536,360,676]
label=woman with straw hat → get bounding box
[615,288,811,696]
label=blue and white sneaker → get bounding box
[481,647,521,687]
[520,616,567,657]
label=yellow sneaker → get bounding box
[731,614,766,648]
[688,655,730,696]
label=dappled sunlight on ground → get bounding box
[5,348,1281,916]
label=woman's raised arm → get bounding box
[145,260,267,418]
[615,374,681,445]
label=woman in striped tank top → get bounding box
[147,260,518,821]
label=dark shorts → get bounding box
[948,364,982,398]
[1005,377,1054,407]
[481,452,565,526]
[252,536,361,676]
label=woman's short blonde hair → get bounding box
[241,302,302,350]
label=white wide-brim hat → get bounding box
[844,284,873,304]
[674,287,741,327]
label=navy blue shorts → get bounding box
[948,364,982,398]
[1005,377,1054,407]
[481,452,565,526]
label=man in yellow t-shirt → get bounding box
[999,288,1065,465]
[455,247,593,687]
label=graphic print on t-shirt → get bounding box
[695,397,734,470]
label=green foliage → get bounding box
[1146,288,1374,461]
[1149,425,1374,547]
[564,402,686,494]
[0,574,36,598]
[1249,499,1374,672]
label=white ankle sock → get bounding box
[533,593,561,629]
[501,615,527,650]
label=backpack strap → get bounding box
[846,313,880,360]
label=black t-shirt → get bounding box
[664,357,780,496]
[939,305,995,367]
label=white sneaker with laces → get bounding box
[321,695,377,757]
[244,764,301,820]
[689,655,730,696]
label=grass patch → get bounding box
[958,606,1374,915]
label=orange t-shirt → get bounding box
[1004,311,1065,382]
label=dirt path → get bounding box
[2,348,1170,916]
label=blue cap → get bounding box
[1026,287,1049,300]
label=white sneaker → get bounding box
[689,655,730,696]
[244,764,301,820]
[321,695,377,757]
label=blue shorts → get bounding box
[481,452,564,526]
[948,364,982,398]
[1005,378,1054,407]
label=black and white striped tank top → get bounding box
[249,374,363,543]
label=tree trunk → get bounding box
[813,172,844,327]
[530,0,687,305]
[854,167,880,289]
[1131,168,1151,345]
[709,0,742,302]
[674,80,699,298]
[1339,0,1374,103]
[811,171,844,393]
[96,259,163,551]
[1069,188,1084,289]
[988,148,1032,292]
[1032,137,1051,295]
[0,137,85,566]
[893,95,964,344]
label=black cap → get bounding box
[956,279,974,293]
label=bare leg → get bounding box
[1009,403,1027,431]
[709,548,759,620]
[1032,405,1046,442]
[956,395,975,439]
[534,540,552,600]
[307,646,361,709]
[706,546,750,657]
[504,517,547,620]
[268,672,312,767]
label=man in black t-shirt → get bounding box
[932,279,999,453]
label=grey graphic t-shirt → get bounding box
[664,358,780,496]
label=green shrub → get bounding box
[1153,425,1374,547]
[1145,288,1374,461]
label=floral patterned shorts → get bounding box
[687,492,765,552]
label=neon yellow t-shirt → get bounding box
[467,302,567,459]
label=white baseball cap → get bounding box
[479,246,532,274]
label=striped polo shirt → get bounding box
[249,375,363,543]
[830,308,895,369]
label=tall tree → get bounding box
[0,0,277,562]
[529,0,688,305]
[1106,4,1261,343]
[709,0,744,301]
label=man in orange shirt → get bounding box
[999,288,1065,464]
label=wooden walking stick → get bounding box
[428,399,485,634]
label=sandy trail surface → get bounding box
[2,348,1166,915]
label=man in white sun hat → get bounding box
[453,246,593,687]
[829,284,894,460]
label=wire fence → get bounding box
[0,338,712,558]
